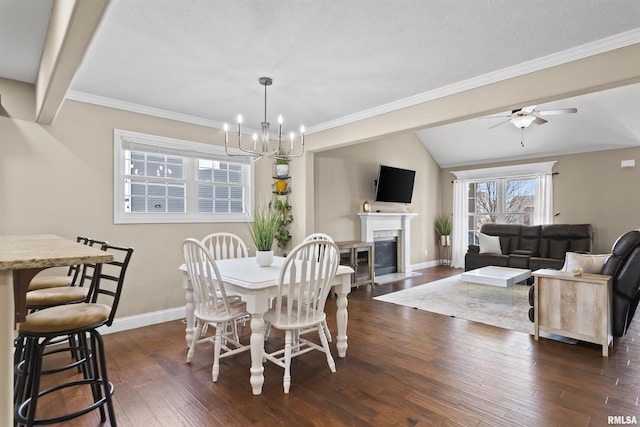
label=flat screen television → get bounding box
[374,165,416,204]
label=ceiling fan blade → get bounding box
[478,114,511,119]
[533,117,547,125]
[521,105,537,113]
[488,119,511,129]
[538,108,577,116]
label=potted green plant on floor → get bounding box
[249,205,280,266]
[435,215,452,247]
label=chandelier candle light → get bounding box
[224,77,305,161]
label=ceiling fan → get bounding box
[487,105,578,129]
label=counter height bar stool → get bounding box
[27,236,90,291]
[14,239,109,380]
[25,238,109,310]
[14,243,134,427]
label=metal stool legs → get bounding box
[14,329,116,426]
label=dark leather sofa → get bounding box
[465,223,594,272]
[528,230,640,337]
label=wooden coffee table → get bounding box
[461,266,531,287]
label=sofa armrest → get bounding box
[467,245,479,254]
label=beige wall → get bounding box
[314,132,441,265]
[3,73,639,319]
[440,147,640,254]
[0,77,274,318]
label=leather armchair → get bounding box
[602,230,640,337]
[528,230,640,337]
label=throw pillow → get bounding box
[478,233,502,254]
[562,252,610,274]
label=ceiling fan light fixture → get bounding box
[510,115,536,128]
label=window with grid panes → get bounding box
[467,177,535,245]
[114,129,254,224]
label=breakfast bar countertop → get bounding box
[0,234,112,270]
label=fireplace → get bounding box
[358,212,417,274]
[374,237,398,275]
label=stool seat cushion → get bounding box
[28,275,73,291]
[26,287,89,307]
[18,303,111,334]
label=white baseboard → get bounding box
[97,306,186,335]
[408,260,439,270]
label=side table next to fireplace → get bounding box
[336,240,374,288]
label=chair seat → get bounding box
[28,275,74,291]
[194,298,247,323]
[18,303,111,334]
[26,286,89,307]
[264,303,326,330]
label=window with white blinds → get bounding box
[113,129,254,224]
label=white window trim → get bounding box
[450,161,556,268]
[451,161,556,180]
[113,129,255,224]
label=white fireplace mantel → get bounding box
[358,212,417,273]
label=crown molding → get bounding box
[306,29,640,134]
[65,90,264,136]
[67,29,640,135]
[65,90,225,128]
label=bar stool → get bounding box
[27,236,90,291]
[25,239,108,310]
[14,239,109,376]
[14,243,133,427]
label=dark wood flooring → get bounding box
[30,266,640,426]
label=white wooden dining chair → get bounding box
[298,232,335,341]
[182,238,250,382]
[302,232,334,243]
[263,239,340,393]
[201,232,250,336]
[201,232,249,260]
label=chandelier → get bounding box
[224,77,304,161]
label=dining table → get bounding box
[0,234,114,426]
[179,255,354,395]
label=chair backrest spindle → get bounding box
[201,232,249,261]
[274,240,339,325]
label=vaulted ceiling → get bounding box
[2,0,639,167]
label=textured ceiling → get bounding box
[1,0,640,166]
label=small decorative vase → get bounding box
[275,164,289,177]
[362,200,371,213]
[275,180,287,193]
[256,250,274,267]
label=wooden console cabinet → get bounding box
[533,269,612,356]
[335,240,374,288]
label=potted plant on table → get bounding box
[435,215,453,247]
[249,205,280,267]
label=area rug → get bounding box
[374,274,533,334]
